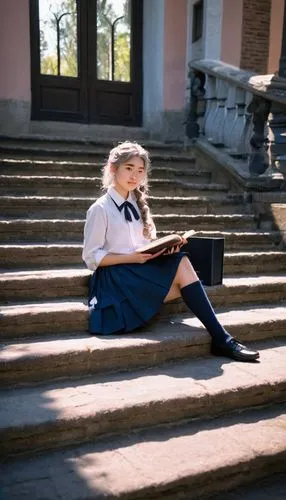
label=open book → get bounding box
[136,229,196,254]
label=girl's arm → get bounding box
[99,249,165,266]
[83,204,164,269]
[82,204,109,270]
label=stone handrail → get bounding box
[186,59,286,183]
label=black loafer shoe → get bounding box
[211,338,260,362]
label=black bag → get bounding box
[181,237,224,286]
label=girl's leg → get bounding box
[164,256,230,343]
[163,255,198,302]
[164,256,259,362]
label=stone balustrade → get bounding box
[186,59,286,183]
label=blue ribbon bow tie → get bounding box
[111,198,140,222]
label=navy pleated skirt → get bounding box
[88,252,185,335]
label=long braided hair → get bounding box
[102,141,154,239]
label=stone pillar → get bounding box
[163,0,188,141]
[143,0,165,138]
[204,0,223,60]
[143,0,188,141]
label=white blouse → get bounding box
[82,186,156,271]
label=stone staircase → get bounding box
[0,136,286,499]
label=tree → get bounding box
[40,0,77,77]
[114,32,130,81]
[40,28,48,59]
[97,0,130,81]
[39,0,130,80]
[60,0,78,77]
[41,54,58,75]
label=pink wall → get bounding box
[268,0,285,74]
[164,0,187,109]
[0,0,31,100]
[221,0,243,67]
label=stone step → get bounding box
[0,268,88,303]
[0,299,87,339]
[0,152,198,173]
[0,243,84,269]
[0,232,281,269]
[0,215,257,243]
[144,214,255,231]
[210,473,286,500]
[0,158,201,178]
[0,340,285,459]
[0,134,186,153]
[1,137,284,500]
[1,402,286,499]
[1,268,286,305]
[0,129,150,145]
[0,175,227,196]
[0,142,196,163]
[0,305,285,386]
[0,287,285,339]
[158,230,281,250]
[0,193,248,218]
[224,250,286,274]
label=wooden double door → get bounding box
[30,0,143,125]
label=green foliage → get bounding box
[41,54,58,75]
[40,0,77,77]
[97,0,130,81]
[40,0,130,80]
[114,32,130,81]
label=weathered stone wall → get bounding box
[240,0,271,74]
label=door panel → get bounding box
[30,0,142,125]
[30,0,87,122]
[92,81,133,124]
[90,0,142,125]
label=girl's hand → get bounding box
[163,236,187,255]
[163,244,181,255]
[129,248,166,264]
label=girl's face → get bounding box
[111,156,146,198]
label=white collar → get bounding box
[107,186,134,205]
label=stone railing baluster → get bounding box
[185,68,205,140]
[239,92,253,156]
[203,75,216,137]
[222,84,237,148]
[247,95,271,175]
[187,59,286,183]
[268,100,286,183]
[209,79,228,145]
[228,88,246,154]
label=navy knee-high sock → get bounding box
[181,281,231,344]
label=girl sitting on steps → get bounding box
[82,141,259,362]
